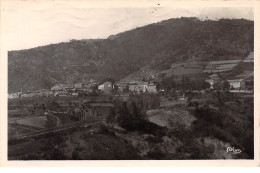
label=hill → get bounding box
[8,18,254,92]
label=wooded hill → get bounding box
[8,18,253,92]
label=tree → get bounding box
[222,80,230,90]
[213,82,221,90]
[202,81,211,90]
[113,84,119,93]
[45,115,58,129]
[106,108,116,127]
[170,90,178,100]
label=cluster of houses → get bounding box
[205,72,254,91]
[8,79,158,99]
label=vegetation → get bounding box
[106,93,162,133]
[9,18,253,92]
[157,76,211,93]
[45,114,58,129]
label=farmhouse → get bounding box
[114,82,128,92]
[129,81,148,93]
[98,84,104,90]
[54,91,68,97]
[227,72,254,89]
[74,83,83,89]
[98,81,113,94]
[147,83,157,93]
[227,79,245,89]
[51,84,65,91]
[8,92,22,99]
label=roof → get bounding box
[129,81,148,85]
[227,79,243,82]
[148,83,156,86]
[209,74,218,79]
[51,84,64,90]
[227,72,254,81]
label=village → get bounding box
[8,70,254,100]
[8,79,159,99]
[7,68,254,159]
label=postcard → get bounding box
[0,0,259,166]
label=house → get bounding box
[20,93,35,98]
[51,84,65,91]
[103,81,113,94]
[54,91,68,97]
[147,83,157,93]
[8,92,22,99]
[74,83,83,89]
[227,72,253,89]
[98,84,104,91]
[129,81,148,93]
[64,84,74,91]
[98,81,113,94]
[114,82,128,92]
[227,79,245,89]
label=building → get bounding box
[8,92,22,99]
[227,79,245,89]
[74,83,83,89]
[51,84,65,91]
[98,81,113,94]
[114,82,128,92]
[98,84,104,91]
[147,83,157,93]
[54,91,68,97]
[104,81,113,94]
[129,81,148,93]
[227,72,253,90]
[20,93,36,98]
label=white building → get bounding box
[51,84,65,91]
[147,84,157,93]
[227,72,253,89]
[98,84,104,90]
[8,92,22,99]
[227,79,245,89]
[74,83,83,89]
[129,81,148,93]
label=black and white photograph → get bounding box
[1,0,258,165]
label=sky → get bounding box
[2,1,254,51]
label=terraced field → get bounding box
[203,60,241,73]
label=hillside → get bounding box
[8,18,254,92]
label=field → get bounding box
[203,60,241,73]
[8,125,39,138]
[10,116,47,129]
[147,108,196,128]
[161,61,206,78]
